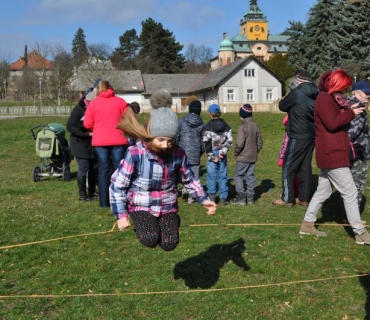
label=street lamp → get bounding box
[39,78,42,116]
[3,79,6,100]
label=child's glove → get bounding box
[278,159,284,167]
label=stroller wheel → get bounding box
[62,165,71,181]
[33,166,41,182]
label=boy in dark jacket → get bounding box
[178,97,205,203]
[202,104,233,205]
[231,104,263,205]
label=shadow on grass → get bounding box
[316,191,367,239]
[173,238,250,289]
[228,178,275,202]
[359,273,370,320]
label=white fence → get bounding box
[0,105,73,116]
[0,101,280,117]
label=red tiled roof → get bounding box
[9,51,53,71]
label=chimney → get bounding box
[223,32,227,40]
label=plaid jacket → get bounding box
[110,141,208,219]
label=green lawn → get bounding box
[0,113,369,319]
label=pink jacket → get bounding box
[83,89,129,147]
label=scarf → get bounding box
[332,92,350,108]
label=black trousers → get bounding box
[281,138,315,203]
[130,211,180,251]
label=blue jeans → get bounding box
[206,150,228,200]
[94,146,127,207]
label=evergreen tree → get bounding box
[139,18,184,73]
[71,28,88,66]
[303,0,342,79]
[332,0,370,75]
[111,29,140,70]
[285,21,308,72]
[23,45,28,68]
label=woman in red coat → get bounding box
[299,70,370,245]
[84,81,129,208]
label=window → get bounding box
[244,69,255,77]
[266,89,274,101]
[246,89,254,101]
[227,89,235,102]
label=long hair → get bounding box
[116,108,178,157]
[97,80,110,95]
[117,108,153,142]
[327,70,352,94]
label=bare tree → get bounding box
[48,44,74,106]
[0,52,11,100]
[184,44,213,73]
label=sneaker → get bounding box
[272,198,295,207]
[219,199,229,206]
[188,197,195,204]
[355,230,370,245]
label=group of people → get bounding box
[67,79,140,206]
[67,68,370,251]
[66,81,263,251]
[273,69,370,245]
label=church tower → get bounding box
[240,0,268,41]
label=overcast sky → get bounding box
[0,0,316,62]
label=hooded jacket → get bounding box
[66,97,95,159]
[178,113,204,165]
[314,71,355,169]
[202,118,232,159]
[83,88,129,147]
[279,81,319,139]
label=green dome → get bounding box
[219,38,234,51]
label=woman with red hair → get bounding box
[299,70,370,244]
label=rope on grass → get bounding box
[190,223,357,227]
[0,222,361,250]
[0,227,119,250]
[0,273,369,299]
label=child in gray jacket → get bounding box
[231,104,263,205]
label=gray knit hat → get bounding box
[150,88,179,138]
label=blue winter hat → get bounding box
[352,80,370,94]
[208,104,221,114]
[239,104,253,118]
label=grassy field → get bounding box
[0,113,369,319]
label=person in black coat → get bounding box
[272,70,319,207]
[67,96,97,201]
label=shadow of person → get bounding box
[173,238,249,289]
[358,273,370,320]
[254,179,275,201]
[317,191,354,237]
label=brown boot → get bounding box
[299,220,326,237]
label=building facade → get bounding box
[211,0,289,70]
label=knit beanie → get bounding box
[296,71,312,82]
[150,88,179,138]
[239,104,253,118]
[189,100,201,115]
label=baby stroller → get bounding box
[30,123,73,182]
